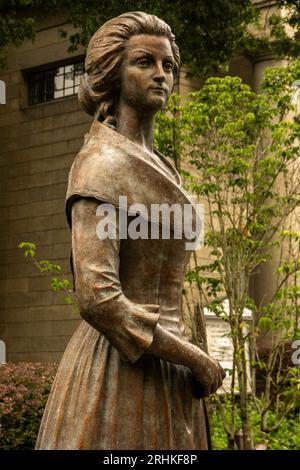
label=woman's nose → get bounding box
[153,62,165,81]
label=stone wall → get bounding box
[0,14,92,362]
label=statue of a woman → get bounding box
[36,11,224,450]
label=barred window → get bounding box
[28,60,85,105]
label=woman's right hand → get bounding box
[145,324,225,397]
[190,347,225,397]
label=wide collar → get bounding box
[66,120,197,238]
[87,120,182,186]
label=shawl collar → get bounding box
[66,120,197,238]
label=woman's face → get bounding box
[119,34,175,113]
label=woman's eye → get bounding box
[137,58,150,67]
[164,62,174,72]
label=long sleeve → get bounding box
[71,197,160,363]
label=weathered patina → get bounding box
[36,11,224,450]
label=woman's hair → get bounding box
[78,11,180,124]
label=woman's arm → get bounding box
[71,198,224,396]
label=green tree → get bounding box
[155,61,300,449]
[0,0,58,68]
[0,0,259,74]
[269,0,300,59]
[5,2,300,73]
[18,242,75,307]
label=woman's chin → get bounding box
[146,97,167,113]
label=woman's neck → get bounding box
[115,100,155,154]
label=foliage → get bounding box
[155,60,300,449]
[268,1,300,60]
[0,362,57,449]
[4,2,300,74]
[62,0,260,77]
[0,0,58,68]
[210,396,300,450]
[0,0,260,74]
[18,242,75,305]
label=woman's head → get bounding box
[78,11,180,124]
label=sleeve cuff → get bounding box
[102,301,160,364]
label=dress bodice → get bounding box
[119,236,190,339]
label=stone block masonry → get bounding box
[0,13,91,361]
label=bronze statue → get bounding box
[36,11,224,450]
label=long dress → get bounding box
[35,120,209,450]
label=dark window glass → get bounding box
[28,60,84,105]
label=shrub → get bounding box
[0,362,57,449]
